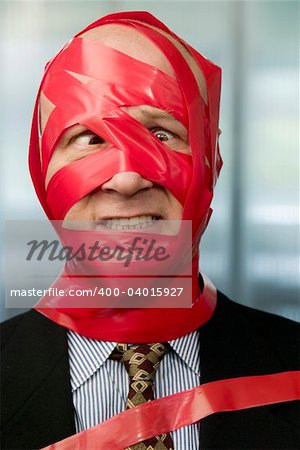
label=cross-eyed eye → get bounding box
[151,128,175,142]
[72,132,105,146]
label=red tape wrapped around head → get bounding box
[30,11,222,341]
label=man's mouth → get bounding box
[97,215,161,230]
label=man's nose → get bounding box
[101,172,153,196]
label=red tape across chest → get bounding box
[41,370,300,449]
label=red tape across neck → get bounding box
[30,13,222,341]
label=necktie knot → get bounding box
[110,342,168,407]
[112,343,168,382]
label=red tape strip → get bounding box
[41,370,300,450]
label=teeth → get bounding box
[100,215,158,230]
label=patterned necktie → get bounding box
[110,343,174,450]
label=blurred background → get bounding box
[1,0,299,321]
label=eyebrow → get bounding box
[142,108,174,120]
[123,105,186,134]
[133,106,178,122]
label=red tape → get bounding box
[41,370,300,450]
[29,11,222,341]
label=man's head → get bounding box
[30,10,221,240]
[38,19,210,232]
[31,11,222,341]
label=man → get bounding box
[1,11,299,450]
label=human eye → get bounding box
[72,131,105,146]
[151,128,175,142]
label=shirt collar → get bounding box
[67,331,116,391]
[68,330,200,391]
[168,330,200,376]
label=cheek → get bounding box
[63,197,94,221]
[165,192,183,219]
[45,155,66,189]
[176,142,191,155]
[45,149,100,188]
[45,148,78,189]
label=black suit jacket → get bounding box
[1,291,299,449]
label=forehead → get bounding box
[39,25,173,133]
[80,24,176,78]
[40,23,206,132]
[79,23,207,101]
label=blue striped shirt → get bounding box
[67,330,200,449]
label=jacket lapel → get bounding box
[1,310,76,449]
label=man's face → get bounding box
[41,24,193,229]
[44,105,189,227]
